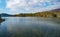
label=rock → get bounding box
[0,18,5,23]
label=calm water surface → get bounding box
[0,17,60,37]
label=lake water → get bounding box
[0,17,60,37]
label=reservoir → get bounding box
[0,17,60,37]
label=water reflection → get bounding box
[0,17,60,37]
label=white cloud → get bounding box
[6,0,27,11]
[6,0,60,14]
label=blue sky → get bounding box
[0,0,60,14]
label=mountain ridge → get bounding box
[0,8,60,17]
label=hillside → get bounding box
[0,13,13,17]
[13,11,60,17]
[1,9,60,17]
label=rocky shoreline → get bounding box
[0,18,5,23]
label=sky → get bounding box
[0,0,60,14]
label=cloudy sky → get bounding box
[0,0,60,14]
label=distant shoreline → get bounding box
[9,12,60,18]
[1,10,60,18]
